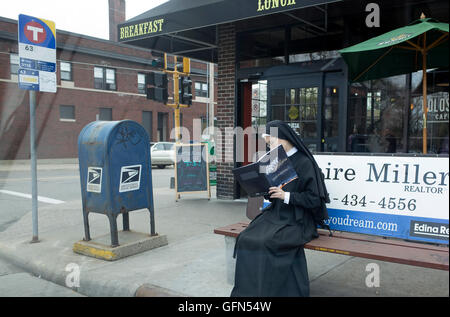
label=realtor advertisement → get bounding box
[314,155,449,244]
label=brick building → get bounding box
[0,12,217,160]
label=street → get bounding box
[0,164,175,233]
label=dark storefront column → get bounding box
[216,23,236,199]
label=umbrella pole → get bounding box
[422,34,428,154]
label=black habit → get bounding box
[231,121,326,297]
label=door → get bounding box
[268,72,345,152]
[269,74,323,152]
[239,80,268,166]
[157,112,168,141]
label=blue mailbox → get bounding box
[78,120,155,247]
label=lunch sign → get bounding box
[314,154,449,244]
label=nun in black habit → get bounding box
[231,120,329,297]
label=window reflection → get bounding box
[409,69,449,154]
[347,74,406,153]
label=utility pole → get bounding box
[146,53,192,143]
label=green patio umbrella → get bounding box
[339,14,449,154]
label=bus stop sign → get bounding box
[18,14,56,92]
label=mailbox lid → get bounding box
[78,121,122,167]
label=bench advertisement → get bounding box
[314,154,449,245]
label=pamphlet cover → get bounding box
[232,145,298,197]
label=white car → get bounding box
[151,142,175,169]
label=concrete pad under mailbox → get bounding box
[73,231,168,261]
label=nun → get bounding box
[231,120,329,297]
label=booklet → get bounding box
[232,145,298,197]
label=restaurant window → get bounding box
[409,69,449,154]
[138,73,146,94]
[251,80,267,127]
[347,74,407,154]
[94,67,116,91]
[323,86,340,152]
[60,61,72,81]
[10,53,19,75]
[270,87,318,138]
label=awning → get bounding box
[117,0,339,62]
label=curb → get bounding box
[0,241,189,297]
[0,243,138,297]
[135,284,185,297]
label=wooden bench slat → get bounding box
[316,229,448,252]
[214,222,248,238]
[214,222,449,271]
[305,234,449,270]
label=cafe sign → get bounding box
[413,92,449,123]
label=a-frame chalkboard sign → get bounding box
[174,143,211,201]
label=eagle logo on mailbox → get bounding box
[119,165,142,193]
[87,167,102,193]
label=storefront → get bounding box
[119,0,449,199]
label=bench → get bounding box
[214,221,449,283]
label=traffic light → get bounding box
[146,72,168,103]
[175,56,184,72]
[179,76,192,106]
[151,59,164,68]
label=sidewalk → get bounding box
[0,185,448,297]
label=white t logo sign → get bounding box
[27,25,44,41]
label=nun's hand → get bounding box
[269,186,285,200]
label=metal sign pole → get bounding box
[18,14,57,243]
[30,90,39,243]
